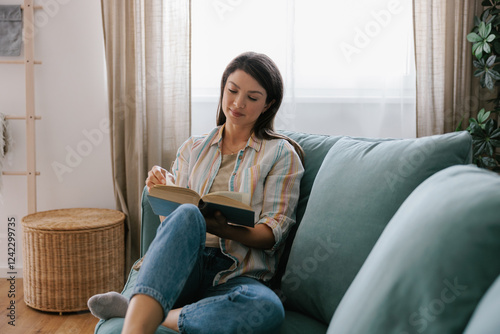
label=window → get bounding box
[192,0,416,138]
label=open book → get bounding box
[147,184,255,227]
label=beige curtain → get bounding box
[101,0,191,270]
[413,0,484,136]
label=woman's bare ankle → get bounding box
[122,294,164,334]
[162,307,182,332]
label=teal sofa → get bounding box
[95,130,500,334]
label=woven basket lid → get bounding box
[21,208,125,231]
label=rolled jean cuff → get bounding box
[177,308,187,333]
[132,285,171,320]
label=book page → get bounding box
[202,192,252,211]
[149,185,201,205]
[207,191,250,206]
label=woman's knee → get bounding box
[176,203,204,221]
[155,204,206,244]
[160,204,205,230]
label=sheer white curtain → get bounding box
[413,0,482,136]
[192,0,416,139]
[101,0,191,269]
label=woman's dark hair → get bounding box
[216,52,305,162]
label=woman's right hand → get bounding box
[146,165,173,192]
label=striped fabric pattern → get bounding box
[171,125,304,284]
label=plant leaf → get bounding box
[485,71,494,89]
[484,119,495,132]
[483,41,491,54]
[474,15,481,26]
[487,34,496,42]
[476,45,484,59]
[478,109,491,123]
[485,22,492,37]
[479,22,487,37]
[478,108,486,119]
[490,139,500,146]
[472,137,483,145]
[470,121,485,136]
[486,14,497,25]
[485,110,492,121]
[480,73,487,86]
[468,32,483,42]
[488,69,500,80]
[490,128,500,139]
[483,9,491,22]
[474,141,487,155]
[486,141,495,156]
[481,156,497,167]
[487,55,496,66]
[475,69,485,77]
[472,42,482,52]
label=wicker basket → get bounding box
[21,208,125,313]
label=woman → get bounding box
[89,52,304,334]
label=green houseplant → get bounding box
[461,0,500,171]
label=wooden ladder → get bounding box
[1,0,42,214]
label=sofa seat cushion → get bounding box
[281,132,472,325]
[280,310,328,334]
[327,165,500,333]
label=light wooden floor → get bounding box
[0,278,99,334]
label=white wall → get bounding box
[0,0,114,278]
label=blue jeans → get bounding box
[132,204,285,334]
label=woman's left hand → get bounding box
[205,211,229,236]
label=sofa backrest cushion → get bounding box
[327,165,500,333]
[278,131,343,224]
[272,131,343,287]
[280,131,472,324]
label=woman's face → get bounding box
[222,69,271,131]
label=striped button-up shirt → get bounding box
[171,125,304,284]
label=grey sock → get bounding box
[87,291,129,320]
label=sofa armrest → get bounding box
[140,186,161,257]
